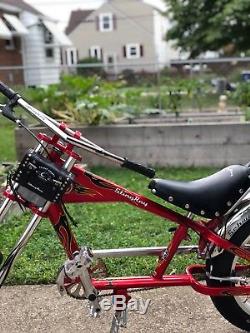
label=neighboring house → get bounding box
[65,0,180,73]
[0,0,72,86]
[0,1,28,85]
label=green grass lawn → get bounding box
[0,118,16,161]
[0,166,217,285]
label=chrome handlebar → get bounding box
[0,82,155,178]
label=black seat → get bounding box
[149,165,250,219]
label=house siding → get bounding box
[21,11,61,86]
[68,1,158,72]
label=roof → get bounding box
[65,10,93,35]
[0,0,42,16]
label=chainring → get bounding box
[64,258,108,300]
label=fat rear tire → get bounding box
[206,222,250,332]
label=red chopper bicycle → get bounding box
[0,81,250,332]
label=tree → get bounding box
[164,0,250,57]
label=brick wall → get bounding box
[0,11,24,85]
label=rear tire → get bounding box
[206,222,250,331]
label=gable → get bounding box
[65,10,93,35]
[67,0,157,36]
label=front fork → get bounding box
[0,143,79,287]
[0,198,51,287]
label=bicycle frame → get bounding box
[50,157,250,297]
[0,88,250,303]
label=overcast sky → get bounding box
[26,0,166,28]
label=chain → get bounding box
[97,287,158,299]
[66,272,207,300]
[66,286,159,300]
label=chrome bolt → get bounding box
[168,196,174,202]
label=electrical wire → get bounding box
[16,120,51,157]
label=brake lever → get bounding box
[1,104,17,123]
[1,94,20,123]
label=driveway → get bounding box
[0,285,246,333]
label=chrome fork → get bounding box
[0,198,15,224]
[0,201,51,287]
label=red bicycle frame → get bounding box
[2,80,250,333]
[20,131,248,298]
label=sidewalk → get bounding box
[0,285,245,333]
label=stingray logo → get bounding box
[115,188,148,207]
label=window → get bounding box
[65,48,78,65]
[89,46,102,60]
[45,48,54,59]
[99,13,113,32]
[44,26,53,44]
[5,38,15,50]
[124,44,143,59]
[43,25,54,60]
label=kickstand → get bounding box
[110,309,128,333]
[110,290,130,333]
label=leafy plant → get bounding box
[233,82,250,107]
[77,57,106,78]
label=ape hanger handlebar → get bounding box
[0,81,155,179]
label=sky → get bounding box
[26,0,166,29]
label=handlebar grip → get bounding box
[121,159,155,178]
[0,81,18,100]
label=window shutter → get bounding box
[123,45,127,58]
[140,45,144,57]
[113,14,117,30]
[76,49,79,62]
[89,48,91,58]
[100,48,103,61]
[95,16,100,31]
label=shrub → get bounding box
[233,82,250,107]
[77,57,106,78]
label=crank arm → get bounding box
[79,269,101,315]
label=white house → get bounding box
[65,0,180,73]
[1,0,72,86]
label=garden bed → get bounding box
[16,122,250,168]
[117,108,243,124]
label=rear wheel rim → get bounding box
[232,235,250,315]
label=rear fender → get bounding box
[210,194,250,258]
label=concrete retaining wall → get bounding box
[15,123,250,167]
